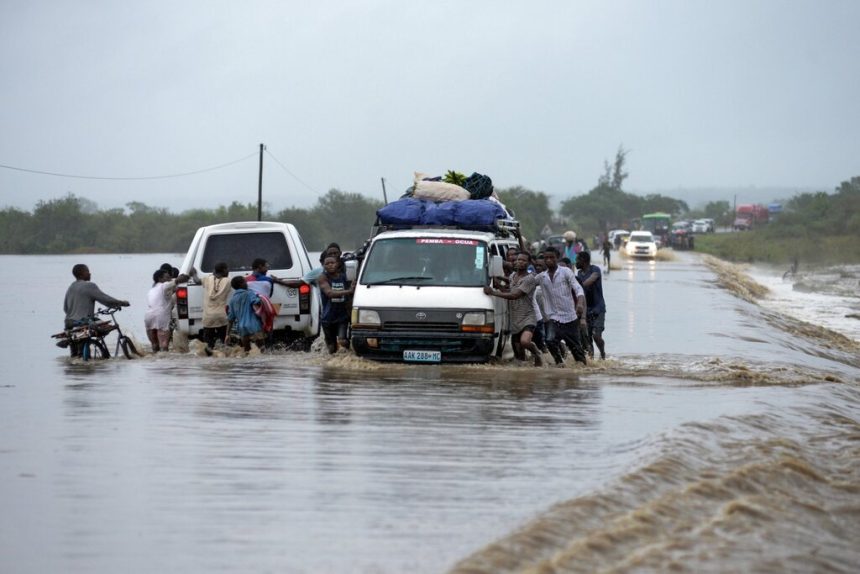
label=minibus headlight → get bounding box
[352,309,381,327]
[462,311,489,326]
[461,311,494,333]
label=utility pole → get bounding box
[380,177,389,205]
[257,143,265,221]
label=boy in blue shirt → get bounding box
[227,276,263,353]
[318,254,354,354]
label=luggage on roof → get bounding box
[463,172,493,200]
[421,201,458,225]
[376,198,432,225]
[376,198,508,229]
[405,171,494,202]
[413,179,470,202]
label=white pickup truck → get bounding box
[173,221,320,349]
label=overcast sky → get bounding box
[1,0,858,213]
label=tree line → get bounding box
[1,152,856,257]
[0,185,558,254]
[0,190,378,254]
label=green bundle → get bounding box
[443,170,467,186]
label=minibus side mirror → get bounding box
[345,260,358,283]
[489,255,504,278]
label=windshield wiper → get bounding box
[369,276,434,285]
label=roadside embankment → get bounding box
[695,232,859,266]
[703,255,860,358]
[702,255,770,303]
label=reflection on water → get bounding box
[0,252,858,573]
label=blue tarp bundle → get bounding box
[376,198,432,224]
[421,201,458,225]
[376,198,507,228]
[454,199,507,226]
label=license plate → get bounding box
[403,350,441,363]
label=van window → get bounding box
[201,232,293,272]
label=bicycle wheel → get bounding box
[83,339,110,361]
[120,337,140,359]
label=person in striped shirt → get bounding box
[534,247,588,366]
[484,252,543,367]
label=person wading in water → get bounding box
[534,247,588,366]
[485,252,543,367]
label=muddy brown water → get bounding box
[1,252,858,573]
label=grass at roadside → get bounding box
[694,232,860,266]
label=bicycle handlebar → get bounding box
[98,306,123,315]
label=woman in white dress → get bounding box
[144,269,182,352]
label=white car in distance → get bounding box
[692,219,709,233]
[625,231,658,259]
[608,229,630,249]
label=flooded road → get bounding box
[1,252,858,573]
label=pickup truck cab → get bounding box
[173,221,319,348]
[350,225,517,363]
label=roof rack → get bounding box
[495,217,520,236]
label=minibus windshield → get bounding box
[361,237,488,287]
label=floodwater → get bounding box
[1,251,858,573]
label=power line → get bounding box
[0,151,258,181]
[264,148,323,196]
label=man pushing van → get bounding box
[484,252,543,366]
[534,247,588,366]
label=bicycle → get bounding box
[99,306,141,359]
[52,306,140,361]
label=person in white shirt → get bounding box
[189,263,233,349]
[144,268,187,353]
[533,247,588,366]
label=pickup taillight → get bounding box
[176,286,188,319]
[299,283,311,314]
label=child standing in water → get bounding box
[318,254,354,354]
[226,276,264,353]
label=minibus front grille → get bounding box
[383,321,459,332]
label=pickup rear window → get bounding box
[201,232,293,272]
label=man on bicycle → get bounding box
[63,264,129,355]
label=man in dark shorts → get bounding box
[534,247,588,366]
[318,254,354,354]
[531,256,549,354]
[484,252,543,366]
[576,251,607,360]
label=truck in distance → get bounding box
[734,204,769,230]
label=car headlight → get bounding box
[352,308,381,327]
[462,311,495,333]
[462,311,492,325]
